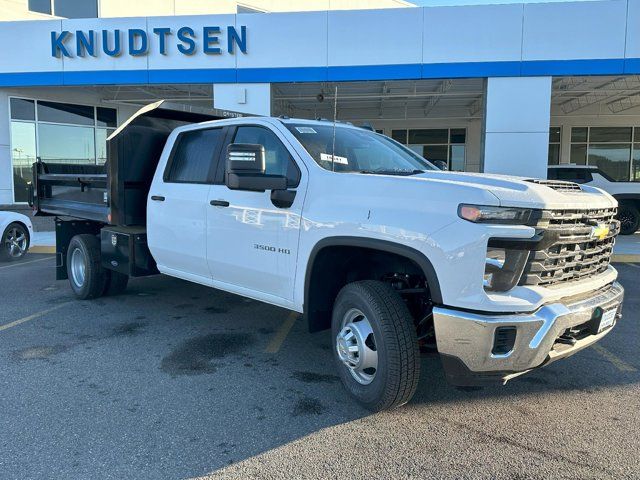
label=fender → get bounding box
[304,236,443,316]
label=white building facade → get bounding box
[1,0,639,204]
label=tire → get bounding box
[0,222,30,262]
[102,270,129,296]
[66,234,107,300]
[332,280,420,412]
[617,204,640,235]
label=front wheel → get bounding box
[332,280,420,412]
[617,204,640,235]
[0,222,29,262]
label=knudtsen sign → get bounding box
[51,26,247,58]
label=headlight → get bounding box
[458,204,537,225]
[484,247,529,292]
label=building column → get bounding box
[482,77,552,179]
[213,83,271,116]
[0,91,13,205]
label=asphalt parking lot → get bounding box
[0,255,638,480]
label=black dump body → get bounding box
[32,101,239,226]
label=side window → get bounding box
[232,126,300,187]
[165,128,224,183]
[554,168,592,184]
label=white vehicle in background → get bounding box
[0,211,32,261]
[548,164,640,235]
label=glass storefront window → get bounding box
[633,145,640,182]
[422,145,448,162]
[450,145,465,171]
[588,144,632,181]
[96,128,112,165]
[450,129,466,144]
[548,144,561,165]
[568,126,640,181]
[548,127,561,165]
[37,100,95,126]
[571,127,588,142]
[395,127,466,171]
[570,144,587,165]
[10,98,36,121]
[97,107,117,128]
[10,122,37,203]
[409,129,448,144]
[391,130,407,143]
[39,124,96,164]
[589,127,632,143]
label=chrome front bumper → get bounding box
[433,282,624,386]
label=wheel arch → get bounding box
[303,236,442,333]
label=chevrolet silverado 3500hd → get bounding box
[31,102,624,411]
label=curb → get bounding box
[29,246,56,254]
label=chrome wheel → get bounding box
[336,308,378,385]
[70,247,86,287]
[4,226,27,258]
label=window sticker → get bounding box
[295,126,317,134]
[320,153,348,165]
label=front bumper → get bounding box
[433,282,624,386]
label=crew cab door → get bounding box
[147,127,225,281]
[206,124,305,303]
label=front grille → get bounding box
[525,179,582,192]
[519,207,619,287]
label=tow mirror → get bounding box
[225,143,287,192]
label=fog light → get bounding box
[492,326,517,356]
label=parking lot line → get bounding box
[264,311,298,353]
[0,302,72,333]
[592,344,638,373]
[0,256,53,270]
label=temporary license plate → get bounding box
[598,308,617,333]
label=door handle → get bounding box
[210,200,230,207]
[151,195,165,201]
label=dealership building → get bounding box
[1,0,640,205]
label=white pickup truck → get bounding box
[31,102,625,411]
[548,164,640,235]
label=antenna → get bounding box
[331,85,338,172]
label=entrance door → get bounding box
[147,127,225,281]
[206,124,305,303]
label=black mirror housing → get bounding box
[225,143,287,192]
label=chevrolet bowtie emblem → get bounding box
[591,224,610,241]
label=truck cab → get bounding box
[32,104,625,411]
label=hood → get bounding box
[413,170,617,210]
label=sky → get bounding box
[410,0,593,5]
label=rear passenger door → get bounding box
[147,127,226,281]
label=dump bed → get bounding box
[31,101,240,226]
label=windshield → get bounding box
[285,123,437,174]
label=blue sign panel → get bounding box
[51,26,247,58]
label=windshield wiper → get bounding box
[359,169,425,176]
